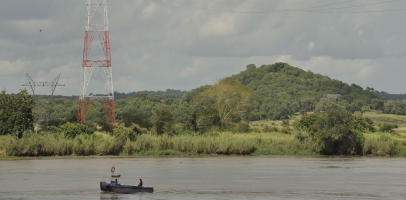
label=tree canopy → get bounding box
[231,62,381,120]
[0,89,35,137]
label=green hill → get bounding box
[374,91,406,100]
[32,62,400,128]
[230,62,381,120]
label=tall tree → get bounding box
[196,77,256,130]
[150,105,173,135]
[0,89,35,137]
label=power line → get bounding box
[173,0,405,14]
[63,47,82,86]
[209,0,356,11]
[46,0,77,82]
[231,0,356,10]
[308,0,400,11]
[26,0,52,77]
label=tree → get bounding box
[309,109,364,155]
[150,105,173,135]
[121,110,151,129]
[0,89,35,137]
[196,77,256,130]
[315,98,345,113]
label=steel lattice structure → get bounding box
[78,0,116,132]
[23,73,65,129]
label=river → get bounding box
[0,156,405,199]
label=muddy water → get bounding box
[0,157,405,199]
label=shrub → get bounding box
[281,120,290,127]
[363,133,398,156]
[309,109,364,155]
[60,122,94,139]
[352,113,375,132]
[113,124,138,142]
[379,123,398,133]
[294,128,309,142]
[280,127,292,135]
[232,122,250,133]
[297,114,320,129]
[263,126,278,133]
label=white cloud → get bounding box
[199,14,235,37]
[114,76,145,93]
[272,55,379,83]
[142,2,157,20]
[0,59,25,75]
[307,42,315,50]
[179,59,203,78]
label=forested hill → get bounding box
[114,89,186,100]
[374,91,406,100]
[35,89,186,100]
[230,62,381,120]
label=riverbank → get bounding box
[1,130,405,159]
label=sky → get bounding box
[0,0,406,96]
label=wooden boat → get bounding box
[100,166,153,194]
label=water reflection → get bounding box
[100,192,146,200]
[1,157,406,200]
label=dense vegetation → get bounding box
[40,63,404,128]
[232,63,382,119]
[0,89,35,137]
[375,91,406,100]
[2,62,406,157]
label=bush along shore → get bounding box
[1,129,404,157]
[2,109,406,158]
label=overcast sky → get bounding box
[1,0,406,96]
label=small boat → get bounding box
[100,181,154,194]
[100,166,154,194]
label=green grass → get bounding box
[4,111,406,159]
[0,131,316,158]
[1,129,404,158]
[363,112,406,134]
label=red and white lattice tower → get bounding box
[78,0,116,132]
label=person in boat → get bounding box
[115,179,118,184]
[138,179,143,187]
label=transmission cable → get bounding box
[25,0,52,80]
[173,0,405,14]
[209,0,356,11]
[45,0,77,82]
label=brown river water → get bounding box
[0,156,405,200]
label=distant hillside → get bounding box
[231,63,381,120]
[114,89,186,100]
[375,91,406,100]
[34,89,186,100]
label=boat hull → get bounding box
[100,181,154,194]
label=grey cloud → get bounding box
[1,0,406,95]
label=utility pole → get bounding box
[78,0,116,133]
[22,73,65,130]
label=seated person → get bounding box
[138,179,143,187]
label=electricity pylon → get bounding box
[23,73,65,129]
[77,0,116,133]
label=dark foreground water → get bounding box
[0,156,405,200]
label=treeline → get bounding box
[375,91,406,100]
[30,77,255,134]
[32,62,406,130]
[114,89,186,100]
[2,62,406,156]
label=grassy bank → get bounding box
[0,131,315,157]
[1,130,406,158]
[363,112,406,134]
[2,112,406,158]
